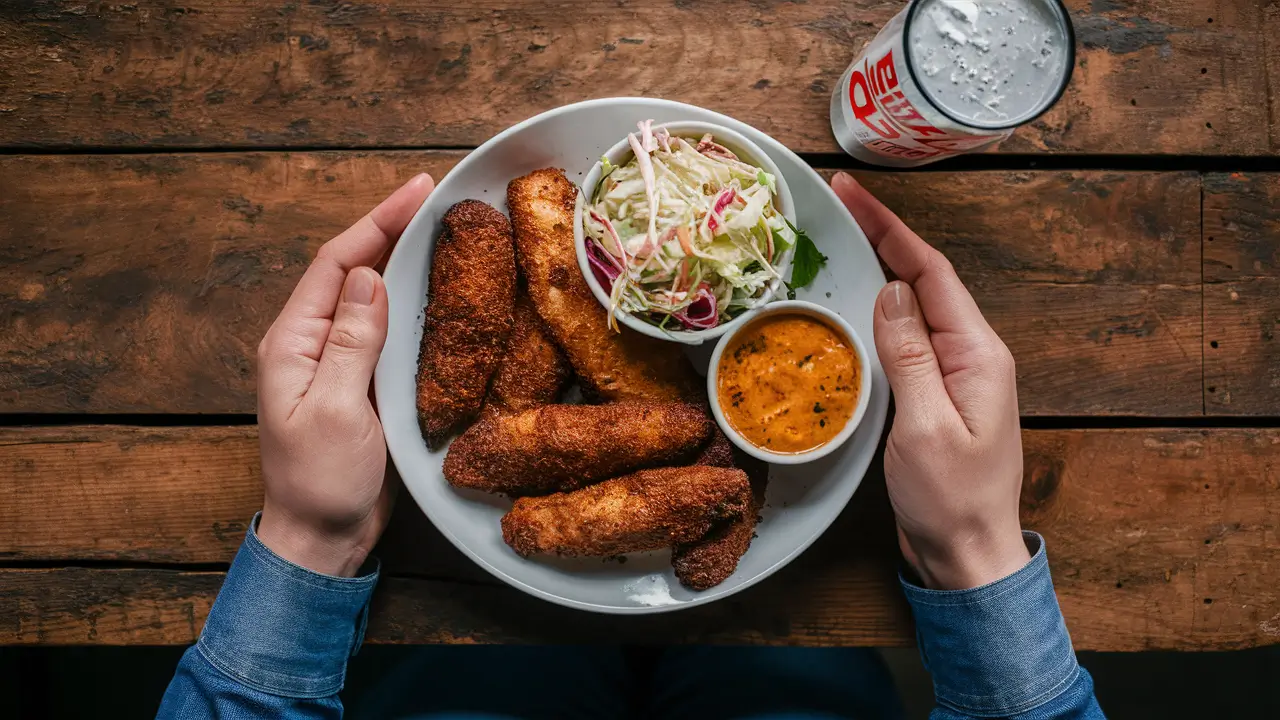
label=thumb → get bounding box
[311,267,388,405]
[873,281,958,426]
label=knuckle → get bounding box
[981,339,1016,376]
[998,345,1017,374]
[328,321,370,352]
[894,338,937,370]
[926,249,956,277]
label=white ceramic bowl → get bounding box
[573,121,796,345]
[706,301,873,465]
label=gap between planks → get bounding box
[4,146,1280,174]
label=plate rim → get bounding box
[375,96,889,614]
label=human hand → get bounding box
[256,174,434,577]
[832,173,1030,590]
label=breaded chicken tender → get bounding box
[506,168,700,402]
[481,295,572,417]
[691,428,736,469]
[501,466,751,558]
[672,510,759,591]
[672,429,759,590]
[416,200,516,445]
[444,402,713,496]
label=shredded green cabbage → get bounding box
[583,120,799,331]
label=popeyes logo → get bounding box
[847,49,1002,158]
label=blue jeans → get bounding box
[349,646,904,720]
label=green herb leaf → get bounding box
[601,156,617,176]
[785,219,827,297]
[757,170,777,193]
[771,227,794,254]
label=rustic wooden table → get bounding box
[1,1,1277,652]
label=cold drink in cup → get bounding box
[830,0,1075,167]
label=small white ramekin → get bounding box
[573,121,795,345]
[706,301,873,465]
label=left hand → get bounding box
[256,174,434,577]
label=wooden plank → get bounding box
[2,425,1277,650]
[0,153,1203,415]
[849,170,1202,416]
[0,426,259,563]
[0,151,462,413]
[1203,173,1280,415]
[0,568,221,645]
[1269,2,1280,154]
[0,1,1272,155]
[0,567,914,647]
[1022,428,1280,651]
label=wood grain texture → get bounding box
[1203,173,1280,415]
[0,567,913,647]
[1268,1,1280,153]
[0,426,259,563]
[0,151,461,413]
[848,170,1203,416]
[1,426,1276,650]
[1022,429,1280,651]
[0,154,1203,415]
[0,1,1272,155]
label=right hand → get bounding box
[832,173,1031,590]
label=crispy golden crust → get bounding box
[691,428,736,468]
[444,402,713,496]
[506,168,700,402]
[415,200,517,446]
[501,466,751,558]
[671,428,757,590]
[479,295,572,418]
[671,511,758,591]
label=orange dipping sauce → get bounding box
[717,314,859,454]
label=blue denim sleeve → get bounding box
[901,532,1105,719]
[156,513,378,719]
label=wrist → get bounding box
[900,525,1032,590]
[256,507,371,577]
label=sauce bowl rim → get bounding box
[706,300,873,466]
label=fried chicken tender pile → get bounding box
[418,172,763,590]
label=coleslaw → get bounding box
[584,120,802,332]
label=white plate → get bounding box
[375,98,889,614]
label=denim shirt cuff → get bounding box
[900,531,1079,718]
[196,512,379,699]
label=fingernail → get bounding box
[883,281,916,321]
[833,171,858,188]
[345,267,376,305]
